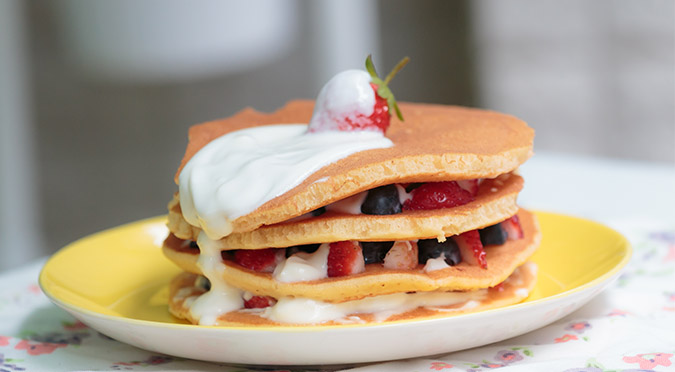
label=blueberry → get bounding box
[361,185,402,215]
[417,238,461,265]
[479,223,507,246]
[285,243,321,257]
[361,241,394,264]
[195,276,211,291]
[310,207,326,217]
[189,241,199,249]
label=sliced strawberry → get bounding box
[453,230,487,269]
[402,181,475,211]
[457,179,480,196]
[244,295,277,309]
[233,248,281,272]
[383,240,419,270]
[327,241,365,277]
[502,215,524,240]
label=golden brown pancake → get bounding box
[166,99,539,327]
[167,262,537,326]
[168,173,523,248]
[163,209,539,303]
[173,101,534,234]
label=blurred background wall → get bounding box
[0,0,673,271]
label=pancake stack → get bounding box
[162,97,540,326]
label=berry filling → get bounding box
[360,184,402,215]
[479,223,508,246]
[175,214,525,311]
[402,181,475,211]
[233,248,283,273]
[502,215,524,240]
[455,230,488,269]
[327,241,366,277]
[243,295,277,309]
[194,214,525,278]
[361,241,394,264]
[298,178,483,218]
[418,238,462,266]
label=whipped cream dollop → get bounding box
[308,70,375,132]
[178,124,393,240]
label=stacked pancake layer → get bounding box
[163,100,539,326]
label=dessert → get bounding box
[162,56,540,326]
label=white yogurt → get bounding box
[395,184,413,204]
[187,232,243,325]
[179,124,393,240]
[273,243,330,282]
[262,289,488,324]
[423,255,451,272]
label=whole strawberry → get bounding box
[308,55,409,133]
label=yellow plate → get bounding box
[39,211,631,365]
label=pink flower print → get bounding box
[664,293,675,311]
[0,336,10,347]
[62,320,88,331]
[565,321,592,334]
[480,362,506,368]
[495,349,524,364]
[665,244,675,261]
[608,308,630,317]
[623,352,673,369]
[430,361,453,370]
[27,284,41,295]
[554,334,578,343]
[14,340,67,356]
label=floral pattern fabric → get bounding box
[0,220,673,372]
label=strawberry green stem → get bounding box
[384,57,410,85]
[364,55,409,122]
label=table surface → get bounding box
[1,152,674,372]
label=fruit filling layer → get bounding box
[169,174,518,245]
[290,178,483,220]
[168,214,525,282]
